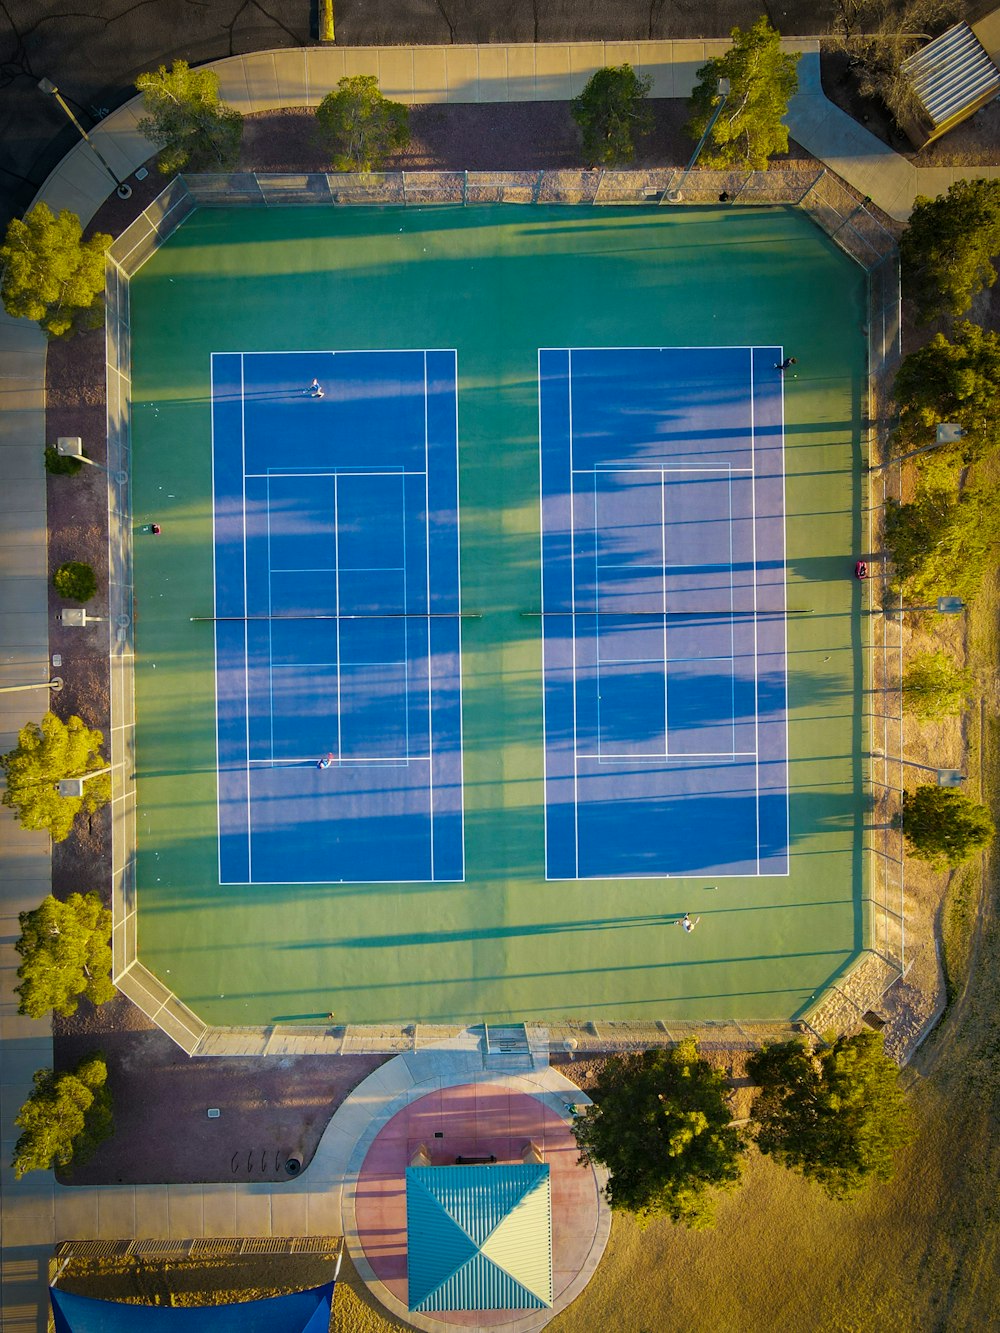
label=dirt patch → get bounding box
[552,1046,758,1120]
[240,100,817,174]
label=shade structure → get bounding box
[406,1164,553,1312]
[49,1283,334,1333]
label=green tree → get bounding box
[748,1032,912,1198]
[136,59,242,174]
[893,322,1000,464]
[316,76,410,173]
[0,712,111,842]
[901,179,1000,323]
[15,893,115,1019]
[0,203,111,338]
[12,1053,113,1179]
[902,650,974,720]
[570,64,654,167]
[883,484,1000,604]
[572,1042,745,1227]
[896,784,995,868]
[686,18,799,170]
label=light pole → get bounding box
[0,677,63,695]
[870,422,964,472]
[37,78,132,199]
[666,78,730,203]
[870,752,964,786]
[883,595,964,620]
[58,767,111,799]
[56,437,127,484]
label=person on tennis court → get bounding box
[677,913,700,932]
[317,753,333,769]
[307,378,324,398]
[775,357,796,372]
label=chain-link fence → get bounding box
[102,170,900,1054]
[177,167,898,269]
[863,251,906,981]
[104,179,208,1055]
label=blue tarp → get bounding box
[50,1282,334,1333]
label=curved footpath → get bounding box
[2,38,999,1333]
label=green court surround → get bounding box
[130,204,867,1027]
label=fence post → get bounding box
[463,170,468,206]
[532,170,543,204]
[797,167,826,207]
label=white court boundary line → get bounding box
[210,348,464,886]
[540,345,789,881]
[259,471,414,767]
[588,463,740,764]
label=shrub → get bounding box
[44,445,84,476]
[53,561,96,602]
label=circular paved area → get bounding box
[323,1039,611,1332]
[356,1082,601,1327]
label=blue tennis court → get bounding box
[211,349,463,884]
[539,346,789,880]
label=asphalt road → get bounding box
[0,0,839,227]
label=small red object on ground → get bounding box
[855,560,868,579]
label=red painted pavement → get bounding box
[354,1083,600,1324]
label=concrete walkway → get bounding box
[2,34,999,1333]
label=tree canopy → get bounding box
[748,1032,913,1198]
[572,1043,745,1227]
[15,893,115,1019]
[570,64,654,167]
[883,484,1000,604]
[12,1053,113,1179]
[900,178,1000,323]
[315,76,410,172]
[686,18,799,170]
[136,59,242,174]
[0,712,111,842]
[902,650,974,720]
[893,322,1000,464]
[897,784,995,869]
[0,203,111,338]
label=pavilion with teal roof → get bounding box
[405,1164,553,1312]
